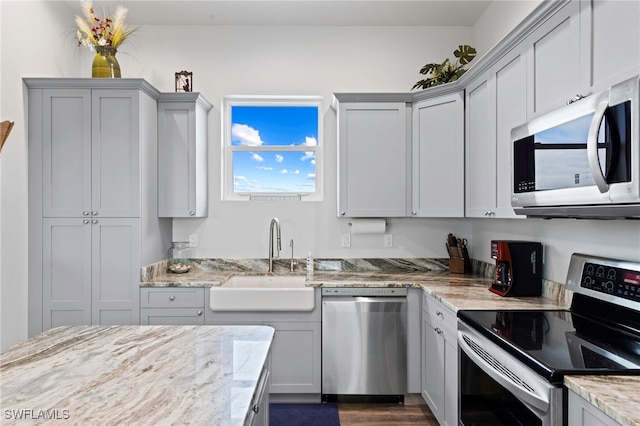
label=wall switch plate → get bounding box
[341,234,351,248]
[384,234,393,248]
[188,233,198,248]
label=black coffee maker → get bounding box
[490,240,543,297]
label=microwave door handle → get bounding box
[587,101,610,193]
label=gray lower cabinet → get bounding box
[206,289,321,402]
[140,287,205,325]
[421,291,458,426]
[247,356,271,426]
[567,389,621,426]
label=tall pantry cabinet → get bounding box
[26,79,171,336]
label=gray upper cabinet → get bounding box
[26,78,170,336]
[336,99,410,217]
[411,92,464,218]
[579,0,640,94]
[526,0,580,118]
[158,92,212,218]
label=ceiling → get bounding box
[61,0,493,26]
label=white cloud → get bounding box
[311,159,316,165]
[256,166,273,171]
[307,173,315,179]
[252,153,264,162]
[280,169,288,174]
[275,154,284,163]
[301,151,315,161]
[304,137,317,146]
[234,175,248,181]
[232,123,264,146]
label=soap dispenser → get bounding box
[306,251,314,280]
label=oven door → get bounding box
[458,321,564,426]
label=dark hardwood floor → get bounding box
[338,394,439,426]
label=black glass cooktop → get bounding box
[458,304,640,384]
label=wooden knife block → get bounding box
[449,247,472,274]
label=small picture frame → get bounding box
[175,71,193,92]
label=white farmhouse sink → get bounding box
[209,275,314,311]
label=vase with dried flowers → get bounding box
[75,0,136,78]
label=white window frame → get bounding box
[222,95,324,201]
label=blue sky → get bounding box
[231,105,318,193]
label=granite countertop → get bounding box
[0,325,274,425]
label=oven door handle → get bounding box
[458,328,554,414]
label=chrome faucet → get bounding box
[268,217,281,273]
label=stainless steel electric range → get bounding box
[457,253,640,425]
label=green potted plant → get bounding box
[412,45,477,90]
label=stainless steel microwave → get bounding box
[511,75,639,218]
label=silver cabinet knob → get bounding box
[436,311,444,318]
[434,327,443,335]
[340,211,346,216]
[92,211,98,216]
[83,220,90,224]
[197,310,203,316]
[252,404,259,413]
[83,211,90,216]
[412,211,417,216]
[189,211,195,216]
[169,295,175,301]
[91,220,98,224]
[567,94,586,105]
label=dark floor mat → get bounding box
[269,402,340,426]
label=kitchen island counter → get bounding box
[0,325,274,425]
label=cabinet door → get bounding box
[42,89,92,218]
[579,0,640,93]
[465,72,496,218]
[412,93,464,217]
[140,308,205,325]
[91,90,140,217]
[338,102,409,217]
[421,313,445,424]
[268,321,321,395]
[158,95,210,218]
[526,0,580,117]
[568,389,621,426]
[494,47,527,219]
[91,218,140,325]
[42,218,92,330]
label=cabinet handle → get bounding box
[434,327,443,335]
[91,220,98,224]
[189,211,195,216]
[196,310,203,316]
[412,211,417,216]
[436,311,444,318]
[169,295,175,301]
[340,211,346,216]
[252,404,260,413]
[484,211,495,216]
[92,211,98,216]
[567,94,586,105]
[83,220,90,224]
[83,211,90,216]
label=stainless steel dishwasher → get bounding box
[321,287,407,403]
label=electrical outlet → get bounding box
[384,234,393,248]
[341,234,351,248]
[188,233,198,248]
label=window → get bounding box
[222,96,323,201]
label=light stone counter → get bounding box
[0,325,274,425]
[565,376,640,426]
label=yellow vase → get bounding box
[92,46,121,78]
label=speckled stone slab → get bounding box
[0,325,274,425]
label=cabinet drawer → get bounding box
[140,308,205,325]
[140,287,205,308]
[422,291,457,334]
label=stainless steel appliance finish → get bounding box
[510,74,640,218]
[458,253,640,425]
[321,287,407,402]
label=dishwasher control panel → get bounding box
[321,287,408,296]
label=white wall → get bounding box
[472,0,542,56]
